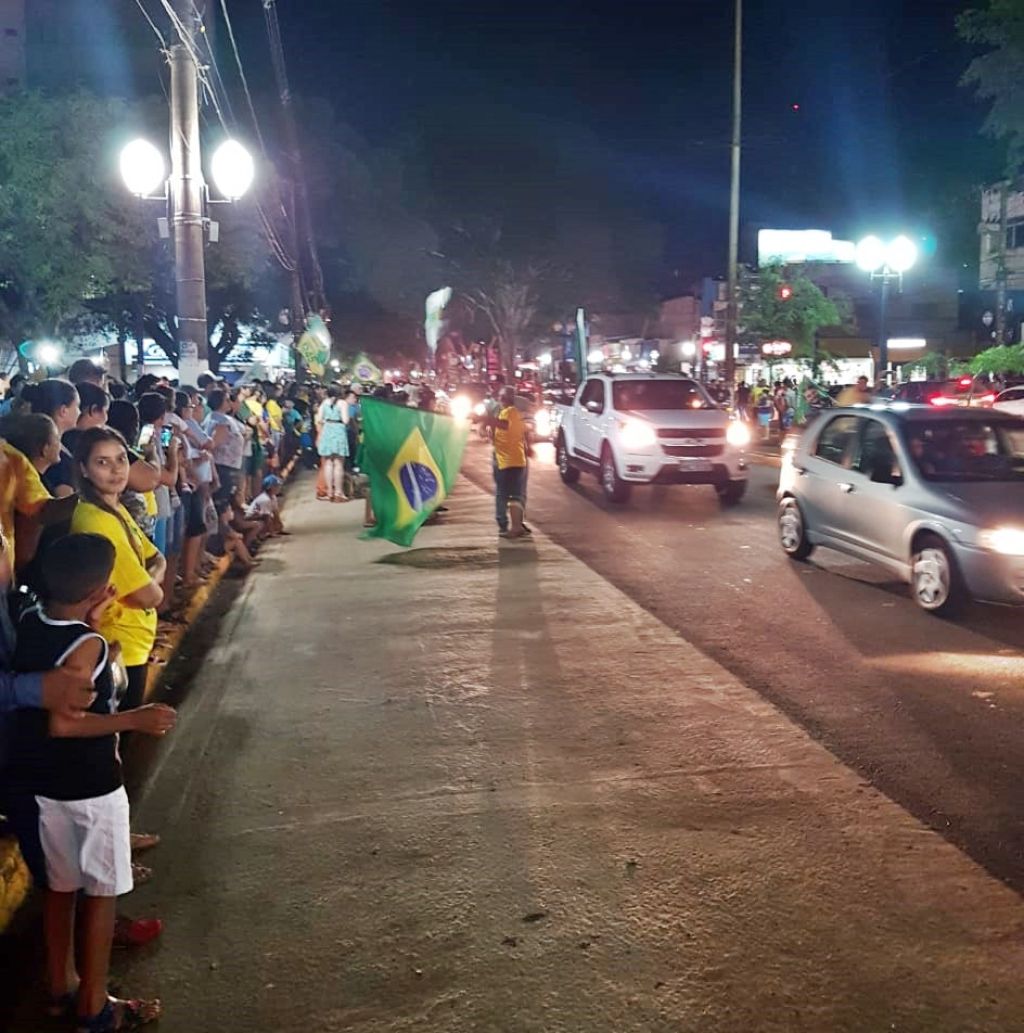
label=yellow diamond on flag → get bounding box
[386,426,445,529]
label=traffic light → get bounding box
[778,284,793,301]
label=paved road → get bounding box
[463,440,1024,894]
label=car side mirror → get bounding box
[585,399,602,414]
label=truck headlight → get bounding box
[978,527,1024,556]
[534,408,551,437]
[619,418,657,450]
[726,421,751,448]
[450,396,472,422]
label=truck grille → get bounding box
[662,444,725,458]
[657,427,725,439]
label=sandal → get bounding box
[130,832,160,854]
[76,996,161,1032]
[131,863,153,886]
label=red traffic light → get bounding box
[778,284,793,301]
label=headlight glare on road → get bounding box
[450,395,472,422]
[979,527,1024,556]
[726,421,751,448]
[619,418,657,450]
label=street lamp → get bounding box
[120,135,254,372]
[120,139,166,198]
[856,234,918,386]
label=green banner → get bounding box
[359,398,469,547]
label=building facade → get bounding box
[0,0,25,94]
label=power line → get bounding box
[132,0,168,51]
[218,0,270,158]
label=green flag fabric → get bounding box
[359,398,469,547]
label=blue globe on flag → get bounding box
[399,462,438,512]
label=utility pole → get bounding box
[724,0,742,401]
[169,0,209,365]
[996,180,1009,347]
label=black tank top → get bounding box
[11,608,121,801]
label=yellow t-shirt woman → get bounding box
[70,501,159,668]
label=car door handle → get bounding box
[838,482,854,493]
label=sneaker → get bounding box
[498,530,510,538]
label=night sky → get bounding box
[236,0,999,282]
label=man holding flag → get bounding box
[359,396,469,547]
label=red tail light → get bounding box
[928,394,958,406]
[958,376,973,388]
[977,393,996,404]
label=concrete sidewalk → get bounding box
[45,476,1024,1031]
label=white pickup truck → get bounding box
[553,372,750,505]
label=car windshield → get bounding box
[905,420,1024,482]
[612,380,712,411]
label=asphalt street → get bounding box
[463,439,1024,895]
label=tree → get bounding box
[970,342,1024,374]
[959,0,1024,167]
[903,353,971,380]
[0,90,279,370]
[737,265,849,359]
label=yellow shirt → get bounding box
[0,441,50,561]
[494,406,527,470]
[266,399,283,433]
[70,501,159,667]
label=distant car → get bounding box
[777,404,1024,615]
[993,386,1024,418]
[890,379,972,407]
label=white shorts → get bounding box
[35,786,134,897]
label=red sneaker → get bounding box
[113,916,163,949]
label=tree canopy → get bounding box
[959,0,1024,167]
[738,265,849,357]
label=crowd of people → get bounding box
[0,359,303,1031]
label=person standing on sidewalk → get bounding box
[480,387,531,539]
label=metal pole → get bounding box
[877,275,890,387]
[169,0,208,364]
[996,180,1009,346]
[724,0,742,401]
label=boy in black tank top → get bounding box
[14,534,175,1030]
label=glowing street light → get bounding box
[210,140,256,201]
[36,341,62,368]
[120,139,166,198]
[856,234,920,386]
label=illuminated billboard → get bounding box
[758,229,856,266]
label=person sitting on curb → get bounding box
[245,475,288,538]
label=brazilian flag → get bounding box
[359,398,469,546]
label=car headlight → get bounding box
[619,418,657,450]
[534,408,551,436]
[473,402,486,416]
[726,421,751,448]
[978,527,1024,556]
[450,396,472,422]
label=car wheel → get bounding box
[556,434,580,484]
[600,443,631,503]
[911,534,966,617]
[778,497,814,560]
[717,480,747,507]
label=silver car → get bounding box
[777,405,1024,615]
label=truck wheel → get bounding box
[717,480,747,507]
[911,533,966,617]
[556,434,580,484]
[600,443,631,503]
[778,497,813,560]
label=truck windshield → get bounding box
[906,420,1024,482]
[612,380,712,412]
